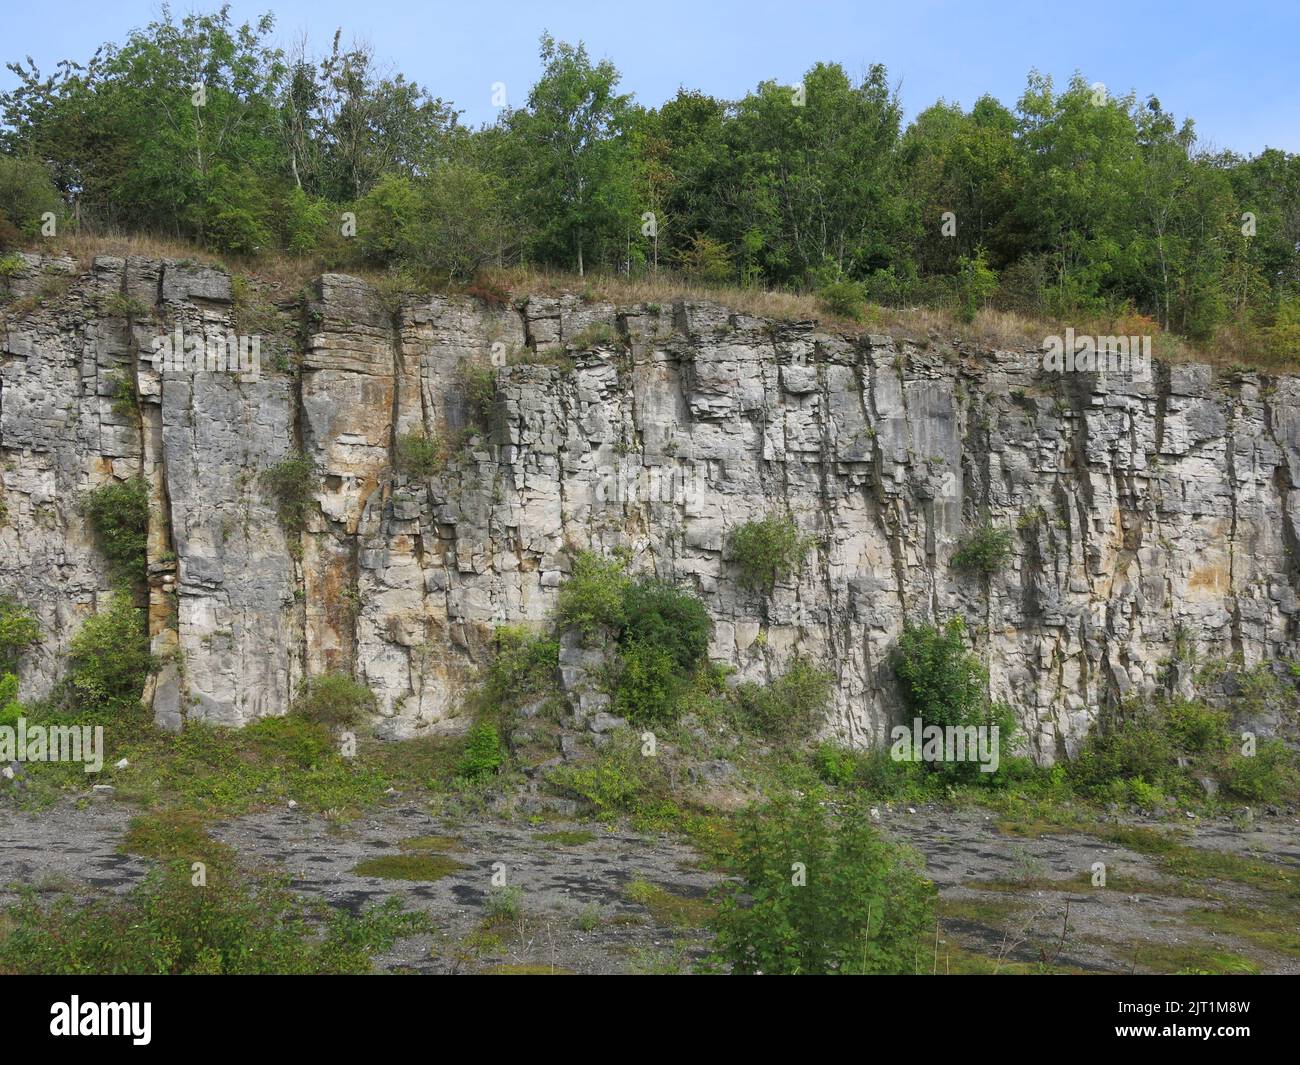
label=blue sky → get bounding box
[2,0,1297,153]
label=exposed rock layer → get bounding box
[4,254,1298,761]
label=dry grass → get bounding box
[10,232,1298,371]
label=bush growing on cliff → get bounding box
[394,430,443,477]
[291,674,376,729]
[710,792,935,974]
[83,477,149,586]
[950,522,1012,578]
[557,551,633,638]
[1067,692,1300,808]
[892,617,1016,783]
[731,514,809,593]
[485,625,558,708]
[733,657,834,742]
[558,553,715,726]
[66,593,153,713]
[0,596,39,673]
[260,452,317,536]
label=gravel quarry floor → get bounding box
[2,795,1297,974]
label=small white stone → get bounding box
[114,758,129,770]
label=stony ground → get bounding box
[2,793,1296,974]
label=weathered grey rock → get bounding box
[5,256,1300,761]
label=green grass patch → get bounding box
[536,830,597,846]
[352,853,466,881]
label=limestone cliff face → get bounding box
[4,253,1299,762]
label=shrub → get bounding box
[0,155,60,243]
[733,657,834,742]
[291,674,376,728]
[621,578,711,672]
[0,861,429,975]
[557,553,714,727]
[484,626,558,708]
[892,617,1015,783]
[394,430,442,477]
[812,741,860,787]
[731,513,808,592]
[556,551,632,639]
[675,233,733,284]
[818,275,868,320]
[83,477,149,586]
[710,793,935,974]
[462,363,497,426]
[545,727,679,830]
[66,593,153,713]
[0,596,40,673]
[260,452,317,535]
[955,247,998,323]
[950,522,1012,578]
[457,722,505,781]
[613,639,682,726]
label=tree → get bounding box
[501,33,636,275]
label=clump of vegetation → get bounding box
[546,727,681,831]
[710,793,935,974]
[83,476,149,586]
[394,430,443,477]
[731,513,809,593]
[0,596,40,674]
[461,362,497,426]
[0,861,430,974]
[1068,680,1300,808]
[557,551,714,727]
[260,452,317,536]
[65,592,153,714]
[733,657,834,742]
[892,617,1017,784]
[483,625,558,708]
[816,273,867,320]
[456,722,505,781]
[568,322,620,350]
[556,550,633,638]
[950,522,1012,578]
[352,853,466,881]
[291,673,376,729]
[954,248,998,323]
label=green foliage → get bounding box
[557,553,714,726]
[1,14,1297,351]
[612,639,682,726]
[954,247,997,322]
[394,430,442,477]
[733,657,834,742]
[731,513,808,592]
[0,861,430,974]
[817,273,868,320]
[545,727,680,830]
[291,673,376,728]
[710,793,935,974]
[0,155,60,244]
[260,452,317,535]
[556,551,633,639]
[950,522,1012,578]
[83,477,149,586]
[456,722,505,781]
[65,592,153,713]
[0,596,40,673]
[812,741,860,787]
[621,578,711,673]
[484,625,558,708]
[1068,690,1300,807]
[893,617,1015,783]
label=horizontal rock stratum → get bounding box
[3,253,1297,762]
